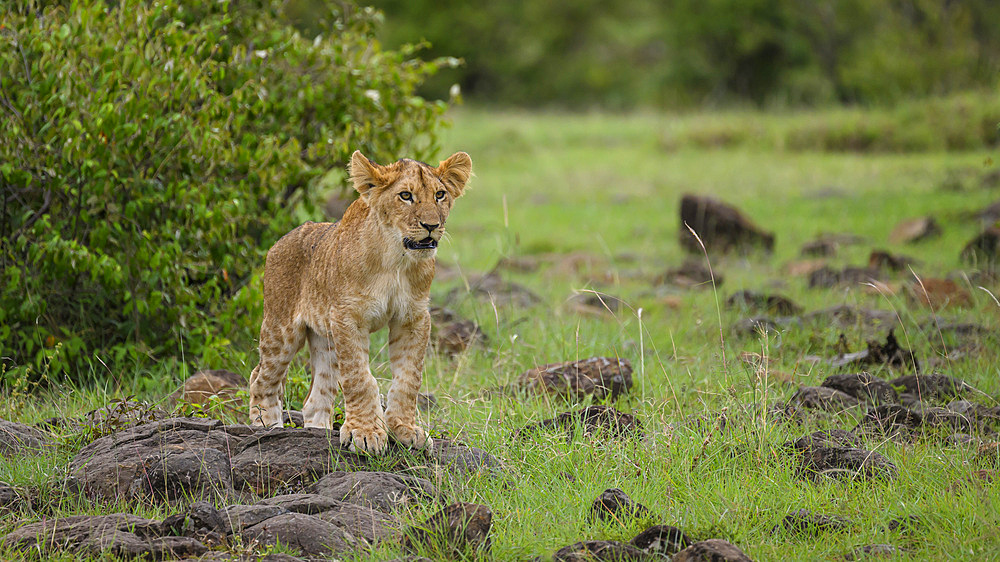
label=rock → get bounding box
[220,504,291,534]
[430,306,486,356]
[517,357,633,400]
[975,442,1000,466]
[907,278,973,309]
[566,291,629,316]
[67,418,251,502]
[854,405,923,442]
[630,524,692,555]
[177,369,246,406]
[961,226,1000,268]
[922,407,975,433]
[243,512,357,556]
[821,373,898,405]
[889,217,940,244]
[834,330,919,372]
[309,470,436,512]
[803,305,897,330]
[868,250,919,272]
[255,494,397,545]
[427,438,503,474]
[672,539,752,562]
[448,272,542,308]
[809,266,882,289]
[0,419,51,457]
[258,493,342,514]
[888,374,971,402]
[588,488,651,523]
[885,514,923,533]
[679,194,774,254]
[83,399,170,437]
[787,386,862,413]
[402,502,492,559]
[784,258,829,277]
[774,509,852,535]
[517,405,644,442]
[726,290,802,316]
[657,259,723,289]
[229,428,369,494]
[787,429,863,452]
[978,199,1000,223]
[128,447,234,503]
[0,482,22,511]
[846,544,903,560]
[553,540,654,561]
[801,238,838,257]
[0,513,207,559]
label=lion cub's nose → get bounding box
[420,222,440,233]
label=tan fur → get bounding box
[248,150,472,454]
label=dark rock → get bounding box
[868,250,919,272]
[837,330,920,372]
[657,259,723,289]
[978,199,1000,223]
[517,357,633,401]
[402,502,492,559]
[0,482,22,511]
[791,433,899,481]
[229,428,369,494]
[672,539,752,562]
[961,226,1000,268]
[679,194,774,254]
[822,373,898,405]
[588,488,651,523]
[0,513,208,559]
[428,438,504,474]
[630,524,692,555]
[243,512,356,556]
[128,448,234,503]
[282,410,304,427]
[854,405,923,442]
[774,509,852,535]
[809,266,881,289]
[886,515,924,534]
[889,217,940,244]
[566,291,629,316]
[259,493,342,514]
[251,494,398,545]
[310,470,436,513]
[726,290,802,316]
[448,272,542,308]
[430,306,486,356]
[803,306,897,330]
[67,418,250,502]
[554,540,654,561]
[922,407,975,433]
[888,374,971,402]
[846,544,903,560]
[0,418,51,457]
[801,238,838,257]
[787,386,862,413]
[517,405,644,442]
[220,504,291,534]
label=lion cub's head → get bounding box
[349,150,472,257]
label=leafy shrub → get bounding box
[0,0,455,382]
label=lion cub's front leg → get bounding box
[384,312,433,451]
[335,320,388,454]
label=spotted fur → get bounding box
[248,150,473,454]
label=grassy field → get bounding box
[2,106,1000,560]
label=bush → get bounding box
[0,0,455,382]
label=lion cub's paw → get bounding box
[391,424,434,451]
[339,423,388,455]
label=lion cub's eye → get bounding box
[398,191,413,202]
[435,190,446,201]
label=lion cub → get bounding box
[248,150,472,454]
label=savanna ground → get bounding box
[3,106,1000,560]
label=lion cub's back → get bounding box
[261,221,338,318]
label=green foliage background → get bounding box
[369,0,1000,108]
[0,0,453,380]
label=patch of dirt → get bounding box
[678,194,774,254]
[516,357,633,401]
[907,278,973,309]
[565,291,630,317]
[868,250,919,272]
[656,259,723,289]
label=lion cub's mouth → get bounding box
[403,237,438,250]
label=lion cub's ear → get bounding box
[349,150,384,198]
[435,152,473,197]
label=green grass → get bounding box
[3,104,1000,560]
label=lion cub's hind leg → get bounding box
[249,319,306,427]
[302,328,339,429]
[384,314,433,451]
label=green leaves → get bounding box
[0,0,449,382]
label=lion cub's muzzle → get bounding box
[403,236,438,250]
